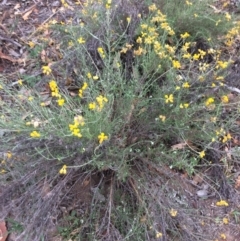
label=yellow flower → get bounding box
[193,54,200,60]
[172,60,181,69]
[175,86,181,90]
[18,79,23,85]
[198,76,205,82]
[199,150,205,158]
[89,102,96,110]
[186,0,192,5]
[216,76,224,81]
[105,0,111,9]
[28,41,35,48]
[30,131,41,138]
[96,95,108,110]
[57,98,65,106]
[198,49,206,59]
[221,95,229,103]
[216,200,229,207]
[169,208,177,217]
[182,82,190,88]
[216,61,228,69]
[136,37,142,44]
[42,65,52,75]
[225,13,231,21]
[49,80,58,91]
[28,96,34,101]
[93,75,99,80]
[180,32,190,39]
[134,47,144,56]
[73,128,82,138]
[149,4,157,11]
[79,89,83,98]
[68,40,74,47]
[159,115,166,122]
[6,152,12,159]
[0,169,7,174]
[51,90,60,98]
[216,19,221,26]
[182,42,191,52]
[222,133,231,143]
[183,53,191,59]
[82,82,88,90]
[205,97,214,106]
[74,115,85,126]
[165,44,175,54]
[126,17,131,23]
[98,47,105,58]
[87,72,92,79]
[78,37,85,44]
[180,103,189,108]
[141,24,148,29]
[156,231,162,238]
[220,233,226,240]
[59,165,67,175]
[98,132,108,144]
[165,94,174,103]
[222,217,229,224]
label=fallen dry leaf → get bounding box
[0,221,8,241]
[171,142,187,150]
[21,4,36,21]
[22,9,34,21]
[82,178,90,187]
[235,176,240,189]
[0,50,18,63]
[192,174,203,185]
[13,3,21,10]
[40,180,51,199]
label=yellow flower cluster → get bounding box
[132,8,177,58]
[180,103,189,109]
[180,32,190,39]
[105,0,111,9]
[49,80,65,106]
[205,97,214,106]
[216,61,229,69]
[89,95,108,111]
[214,128,231,143]
[30,130,41,138]
[79,82,88,98]
[59,165,67,174]
[69,115,85,138]
[159,115,166,122]
[120,43,133,54]
[42,65,52,75]
[221,95,229,104]
[87,72,99,80]
[97,47,105,58]
[199,150,205,158]
[98,132,108,144]
[169,208,177,217]
[78,37,85,44]
[216,200,229,206]
[165,94,174,104]
[172,60,181,69]
[224,21,240,46]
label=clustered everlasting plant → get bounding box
[0,0,239,240]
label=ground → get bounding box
[0,0,240,241]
